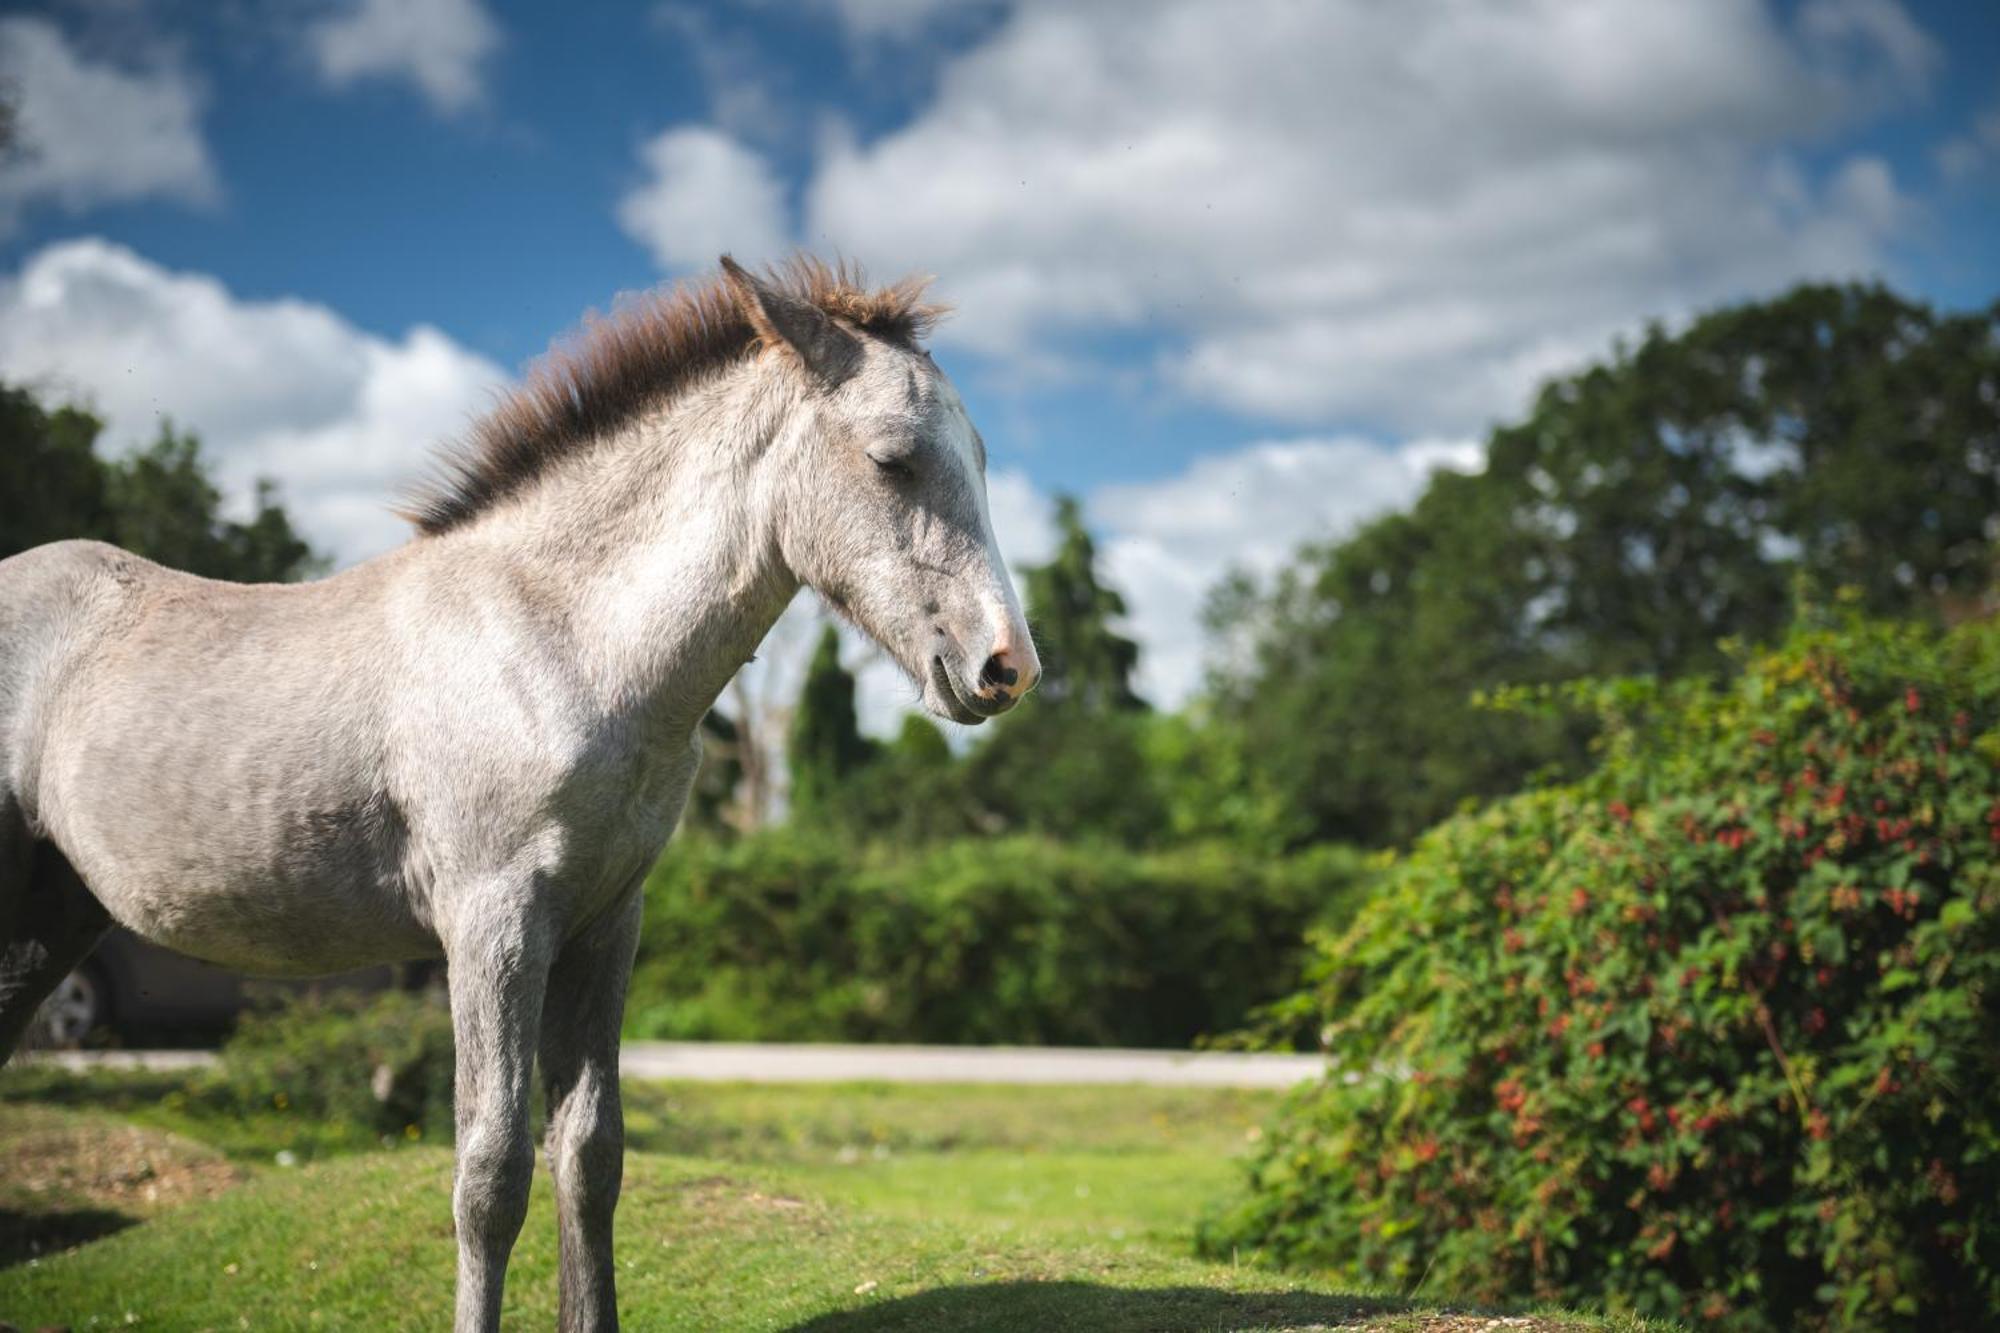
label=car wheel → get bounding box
[33,966,108,1049]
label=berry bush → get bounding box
[1201,616,2000,1329]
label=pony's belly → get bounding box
[57,792,436,977]
[83,850,436,976]
[107,875,437,977]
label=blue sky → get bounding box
[2,0,1997,716]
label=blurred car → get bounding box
[33,927,436,1048]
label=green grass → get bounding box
[0,1072,1666,1331]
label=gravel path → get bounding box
[616,1041,1324,1087]
[30,1041,1325,1088]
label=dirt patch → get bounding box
[1336,1312,1584,1320]
[2,1119,239,1214]
[682,1177,813,1211]
[658,1172,831,1239]
[0,1110,241,1266]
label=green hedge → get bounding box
[1200,616,2000,1328]
[206,989,456,1143]
[625,834,1369,1048]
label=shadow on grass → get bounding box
[788,1281,1409,1332]
[0,1206,136,1270]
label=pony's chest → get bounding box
[547,730,701,911]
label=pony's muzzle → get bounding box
[976,647,1036,707]
[971,619,1039,709]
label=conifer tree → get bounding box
[1025,495,1146,712]
[787,625,874,820]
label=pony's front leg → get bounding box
[447,906,554,1333]
[539,888,642,1332]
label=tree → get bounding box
[1209,282,2000,847]
[682,710,747,835]
[1023,495,1146,712]
[837,714,978,842]
[883,713,952,770]
[962,496,1166,843]
[0,384,110,559]
[104,425,322,583]
[786,625,874,822]
[0,381,324,583]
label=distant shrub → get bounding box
[1201,616,2000,1329]
[626,834,1370,1048]
[209,988,454,1142]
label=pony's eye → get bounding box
[871,454,915,480]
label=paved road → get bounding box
[30,1041,1325,1088]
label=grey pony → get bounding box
[0,256,1040,1330]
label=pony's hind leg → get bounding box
[0,833,112,1062]
[539,888,642,1333]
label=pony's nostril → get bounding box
[979,652,1020,693]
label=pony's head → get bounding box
[722,256,1039,725]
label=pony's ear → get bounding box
[720,255,859,384]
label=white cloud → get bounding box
[1935,104,2000,181]
[823,0,997,43]
[651,5,788,144]
[1094,438,1476,579]
[1823,154,1907,235]
[0,17,218,236]
[617,127,791,271]
[1796,0,1938,93]
[306,0,501,116]
[802,0,1933,435]
[0,239,507,563]
[1094,437,1482,706]
[984,466,1059,569]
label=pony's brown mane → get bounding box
[401,255,945,535]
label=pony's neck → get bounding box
[439,362,802,738]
